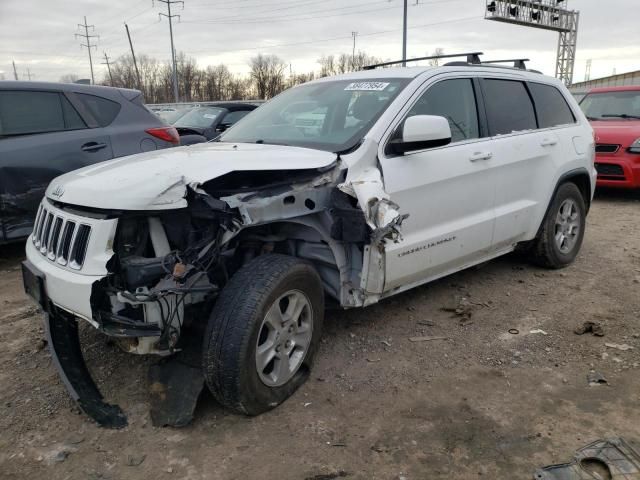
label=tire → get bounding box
[202,254,324,415]
[530,182,586,269]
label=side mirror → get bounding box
[216,123,231,133]
[389,115,452,154]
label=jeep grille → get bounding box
[32,204,92,269]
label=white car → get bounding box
[23,62,596,428]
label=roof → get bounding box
[311,64,552,84]
[588,85,640,93]
[0,80,140,98]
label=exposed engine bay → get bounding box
[37,160,406,428]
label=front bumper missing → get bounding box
[23,260,205,429]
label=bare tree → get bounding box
[318,51,381,76]
[60,74,80,83]
[249,54,286,99]
[428,48,445,67]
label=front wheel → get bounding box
[202,254,324,415]
[530,182,586,269]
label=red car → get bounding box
[580,86,640,188]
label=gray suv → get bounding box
[0,81,179,243]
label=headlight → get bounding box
[629,138,640,153]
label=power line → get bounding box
[181,1,398,25]
[75,16,99,84]
[156,0,183,103]
[181,15,480,55]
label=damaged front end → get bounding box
[30,153,408,428]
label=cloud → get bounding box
[0,0,638,83]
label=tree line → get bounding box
[62,50,383,103]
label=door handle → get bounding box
[469,151,493,162]
[81,142,107,152]
[540,138,558,147]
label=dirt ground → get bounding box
[1,190,639,480]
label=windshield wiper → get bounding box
[586,116,601,121]
[601,114,640,120]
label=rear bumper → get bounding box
[595,152,640,188]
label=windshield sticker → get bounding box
[344,82,390,91]
[203,114,218,119]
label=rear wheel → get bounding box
[530,182,586,268]
[202,254,324,415]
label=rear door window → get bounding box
[482,79,537,135]
[529,83,575,127]
[76,93,121,127]
[0,91,66,136]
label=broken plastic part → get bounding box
[338,167,407,243]
[44,311,127,429]
[534,438,640,479]
[148,331,205,427]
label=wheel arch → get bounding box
[235,216,363,307]
[535,167,592,240]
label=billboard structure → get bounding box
[485,0,580,85]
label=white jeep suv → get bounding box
[23,63,596,427]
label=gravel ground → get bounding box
[0,189,639,480]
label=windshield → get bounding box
[219,78,410,152]
[174,107,225,128]
[580,91,640,120]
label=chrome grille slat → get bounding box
[33,201,92,270]
[32,205,43,245]
[56,221,76,265]
[34,208,47,248]
[40,213,54,254]
[69,224,91,270]
[47,217,64,260]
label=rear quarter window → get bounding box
[482,79,537,135]
[529,83,576,128]
[76,93,121,127]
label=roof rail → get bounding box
[481,58,530,70]
[362,52,483,70]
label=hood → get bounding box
[590,119,640,147]
[46,142,337,210]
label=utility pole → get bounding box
[75,16,98,84]
[156,0,183,103]
[584,59,592,82]
[351,31,358,70]
[402,0,408,66]
[125,23,143,91]
[101,52,114,86]
[12,61,18,80]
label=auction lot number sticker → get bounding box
[344,82,390,91]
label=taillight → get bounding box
[145,126,180,144]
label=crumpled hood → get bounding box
[591,120,640,147]
[46,142,337,210]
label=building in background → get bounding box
[571,69,640,91]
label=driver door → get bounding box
[379,77,496,291]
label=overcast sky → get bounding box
[1,0,638,85]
